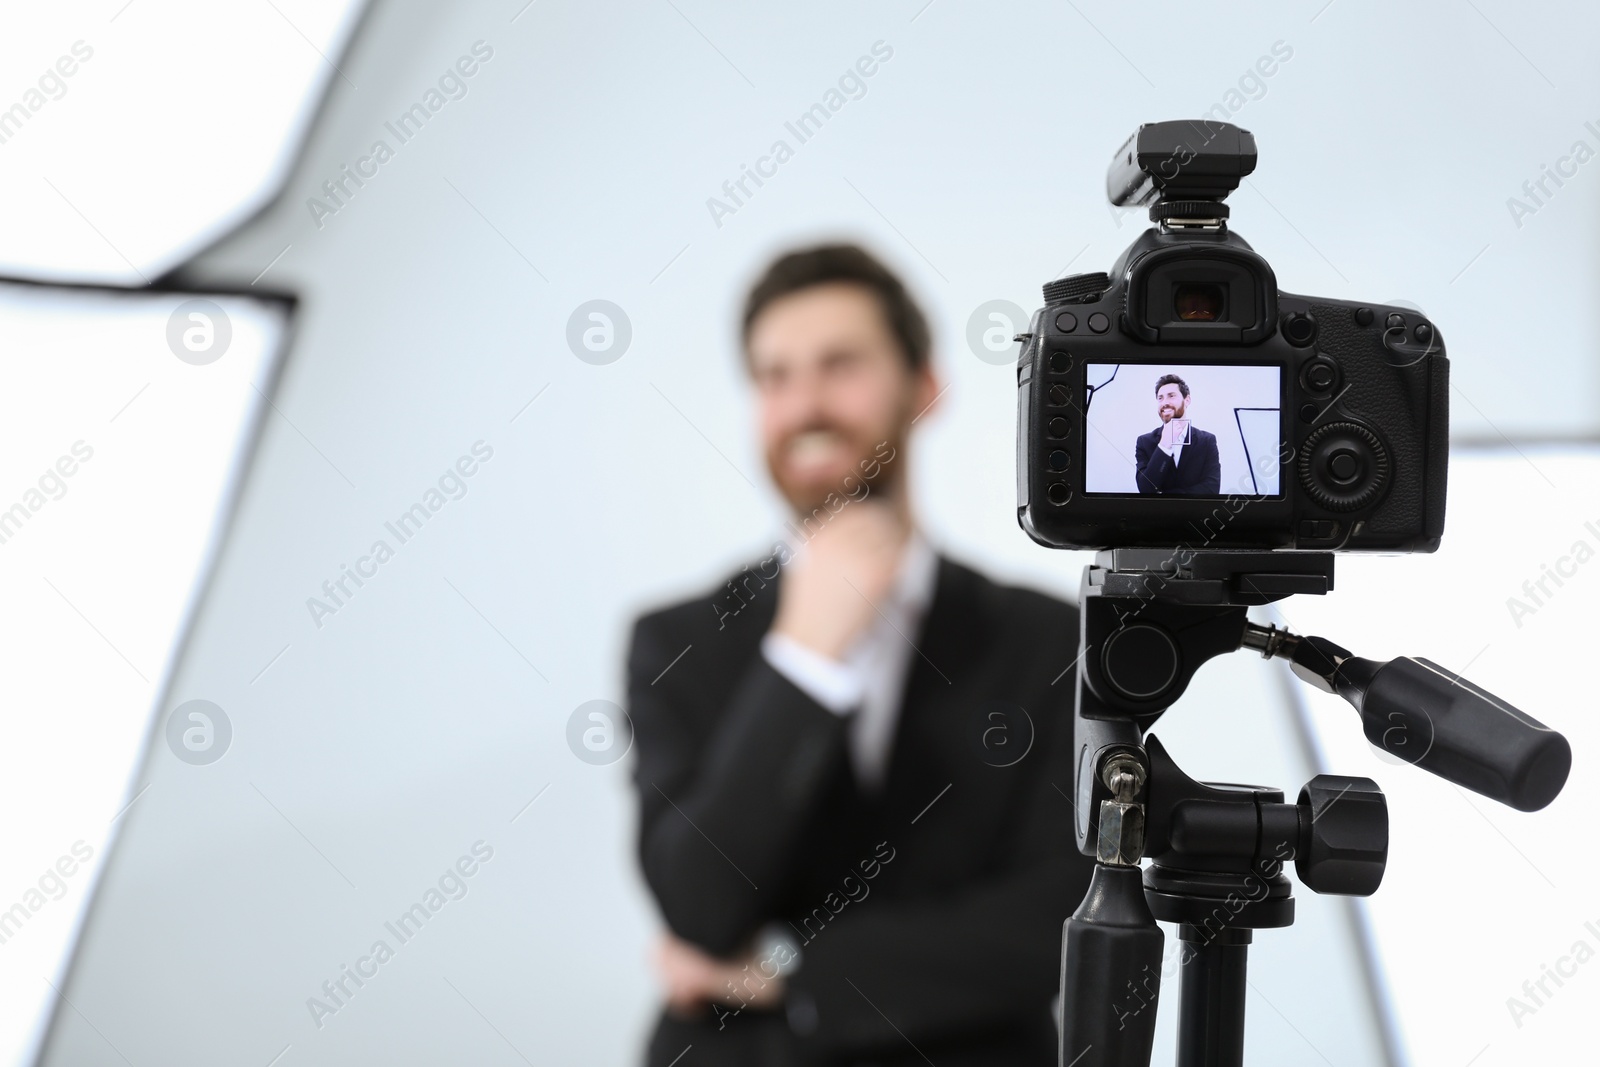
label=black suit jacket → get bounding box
[1135,425,1222,494]
[628,554,1090,1067]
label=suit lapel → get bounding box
[880,556,997,823]
[723,551,1012,830]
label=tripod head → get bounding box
[1060,549,1571,1067]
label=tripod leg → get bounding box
[1175,925,1250,1067]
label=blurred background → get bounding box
[2,1,1596,1064]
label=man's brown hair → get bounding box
[741,243,931,372]
[1155,373,1190,397]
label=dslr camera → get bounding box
[1016,121,1448,551]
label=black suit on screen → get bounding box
[1134,425,1222,495]
[628,554,1092,1067]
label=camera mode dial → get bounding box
[1043,272,1111,306]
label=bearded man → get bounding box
[628,243,1092,1067]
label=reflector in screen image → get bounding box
[1083,363,1283,496]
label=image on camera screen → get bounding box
[1082,362,1282,497]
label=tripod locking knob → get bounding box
[1295,775,1387,896]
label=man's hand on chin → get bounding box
[653,932,787,1017]
[770,501,907,660]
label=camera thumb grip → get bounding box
[1060,863,1163,1067]
[1338,655,1571,812]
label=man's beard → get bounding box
[767,420,906,518]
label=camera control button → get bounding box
[1087,312,1110,333]
[1299,422,1390,512]
[1381,321,1442,367]
[1049,450,1070,471]
[1048,417,1070,439]
[1046,483,1071,505]
[1354,307,1375,327]
[1055,311,1078,333]
[1282,312,1317,346]
[1300,355,1340,398]
[1298,519,1338,540]
[1050,351,1071,373]
[1385,313,1405,329]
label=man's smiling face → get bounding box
[1156,382,1188,423]
[747,282,937,515]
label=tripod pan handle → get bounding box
[1341,655,1570,812]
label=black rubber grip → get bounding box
[1343,656,1570,812]
[1060,863,1164,1066]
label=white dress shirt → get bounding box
[1160,423,1185,466]
[760,532,939,793]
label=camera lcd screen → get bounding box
[1082,362,1283,497]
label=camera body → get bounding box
[1016,121,1448,552]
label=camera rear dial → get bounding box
[1299,422,1390,512]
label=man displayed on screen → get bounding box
[1134,373,1221,495]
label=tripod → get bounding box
[1059,549,1571,1067]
